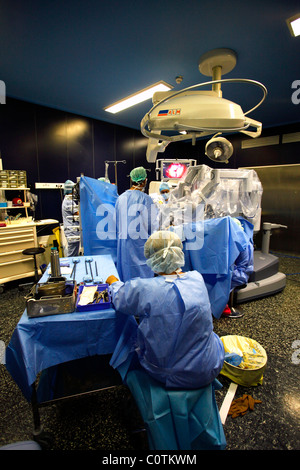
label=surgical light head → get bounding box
[144,230,185,274]
[205,136,233,163]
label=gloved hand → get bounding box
[106,275,119,285]
[228,394,262,418]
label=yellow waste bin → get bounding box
[220,335,267,387]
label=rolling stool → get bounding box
[22,247,45,284]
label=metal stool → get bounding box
[22,247,45,283]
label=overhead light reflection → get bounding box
[54,120,88,139]
[67,120,88,138]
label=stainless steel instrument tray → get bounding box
[26,281,77,318]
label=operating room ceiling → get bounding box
[0,0,299,133]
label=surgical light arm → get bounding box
[146,135,171,163]
[240,117,262,138]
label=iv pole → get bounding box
[105,160,126,187]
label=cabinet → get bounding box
[0,224,38,284]
[0,187,30,219]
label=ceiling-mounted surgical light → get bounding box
[140,48,267,163]
[286,14,300,37]
[104,80,173,114]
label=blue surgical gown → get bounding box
[115,189,159,282]
[110,270,225,389]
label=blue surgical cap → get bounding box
[64,179,75,195]
[130,167,147,183]
[144,230,185,274]
[159,182,170,192]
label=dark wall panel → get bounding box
[0,100,38,181]
[234,123,300,168]
[34,106,68,221]
[65,114,94,180]
[35,106,68,183]
[93,120,115,181]
[249,164,300,254]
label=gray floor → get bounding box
[0,252,299,451]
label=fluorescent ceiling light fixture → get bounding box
[286,14,300,37]
[104,80,173,114]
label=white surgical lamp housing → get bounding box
[148,91,246,132]
[141,49,267,163]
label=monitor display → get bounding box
[162,161,190,179]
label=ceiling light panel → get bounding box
[286,14,300,37]
[104,80,173,114]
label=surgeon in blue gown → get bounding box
[115,166,159,282]
[107,230,224,390]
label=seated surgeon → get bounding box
[106,230,224,389]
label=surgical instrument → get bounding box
[71,257,80,280]
[83,257,94,283]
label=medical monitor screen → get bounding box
[163,161,189,179]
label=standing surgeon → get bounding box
[62,179,80,257]
[115,166,159,282]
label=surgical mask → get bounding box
[162,193,169,201]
